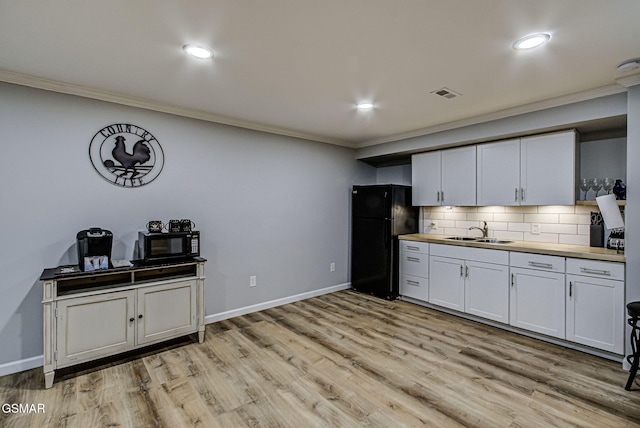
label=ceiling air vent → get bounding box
[431,87,462,99]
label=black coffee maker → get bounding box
[77,228,113,271]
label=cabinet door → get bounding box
[510,267,565,339]
[429,256,465,311]
[465,261,509,324]
[137,280,198,345]
[566,274,624,354]
[441,146,477,206]
[476,139,520,206]
[56,290,135,367]
[412,152,441,206]
[520,131,575,205]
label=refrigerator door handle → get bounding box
[383,191,389,220]
[383,219,390,249]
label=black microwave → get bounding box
[138,231,200,263]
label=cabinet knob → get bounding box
[129,317,134,322]
[138,314,143,319]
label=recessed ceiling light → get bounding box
[617,58,640,73]
[356,102,375,110]
[512,33,551,50]
[183,44,214,59]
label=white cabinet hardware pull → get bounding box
[407,257,420,262]
[579,267,611,276]
[528,261,553,269]
[406,280,420,286]
[407,246,420,251]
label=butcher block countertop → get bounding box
[398,234,626,263]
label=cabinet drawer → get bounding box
[566,258,624,281]
[431,244,508,265]
[509,252,565,273]
[400,274,428,301]
[400,251,429,278]
[400,240,429,254]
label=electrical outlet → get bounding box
[330,262,336,272]
[532,223,540,235]
[249,275,257,287]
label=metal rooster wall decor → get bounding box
[89,123,164,187]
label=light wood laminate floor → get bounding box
[1,290,639,427]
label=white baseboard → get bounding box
[205,282,351,324]
[0,284,351,378]
[0,355,42,377]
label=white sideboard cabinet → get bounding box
[40,259,206,389]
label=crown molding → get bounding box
[357,84,627,148]
[616,72,640,89]
[0,69,357,148]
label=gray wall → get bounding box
[626,84,640,313]
[0,82,374,369]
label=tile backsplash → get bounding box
[420,205,602,246]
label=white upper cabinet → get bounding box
[412,151,441,206]
[520,132,576,205]
[477,130,576,206]
[412,146,476,206]
[442,146,477,206]
[476,139,520,206]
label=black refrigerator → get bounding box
[351,184,418,299]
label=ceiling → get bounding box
[1,1,639,148]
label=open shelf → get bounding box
[576,200,626,206]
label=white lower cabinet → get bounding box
[407,242,626,356]
[429,255,465,311]
[429,244,509,323]
[566,258,625,354]
[56,279,198,366]
[399,240,429,301]
[41,260,206,388]
[56,290,135,367]
[464,260,509,323]
[137,280,198,345]
[509,253,565,339]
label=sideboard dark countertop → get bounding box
[40,256,207,281]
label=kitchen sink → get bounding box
[445,236,478,241]
[474,238,513,244]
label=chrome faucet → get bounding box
[469,221,489,238]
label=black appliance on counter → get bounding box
[138,230,200,264]
[351,185,418,299]
[76,228,113,271]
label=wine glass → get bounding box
[591,178,603,197]
[603,177,615,194]
[579,178,592,200]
